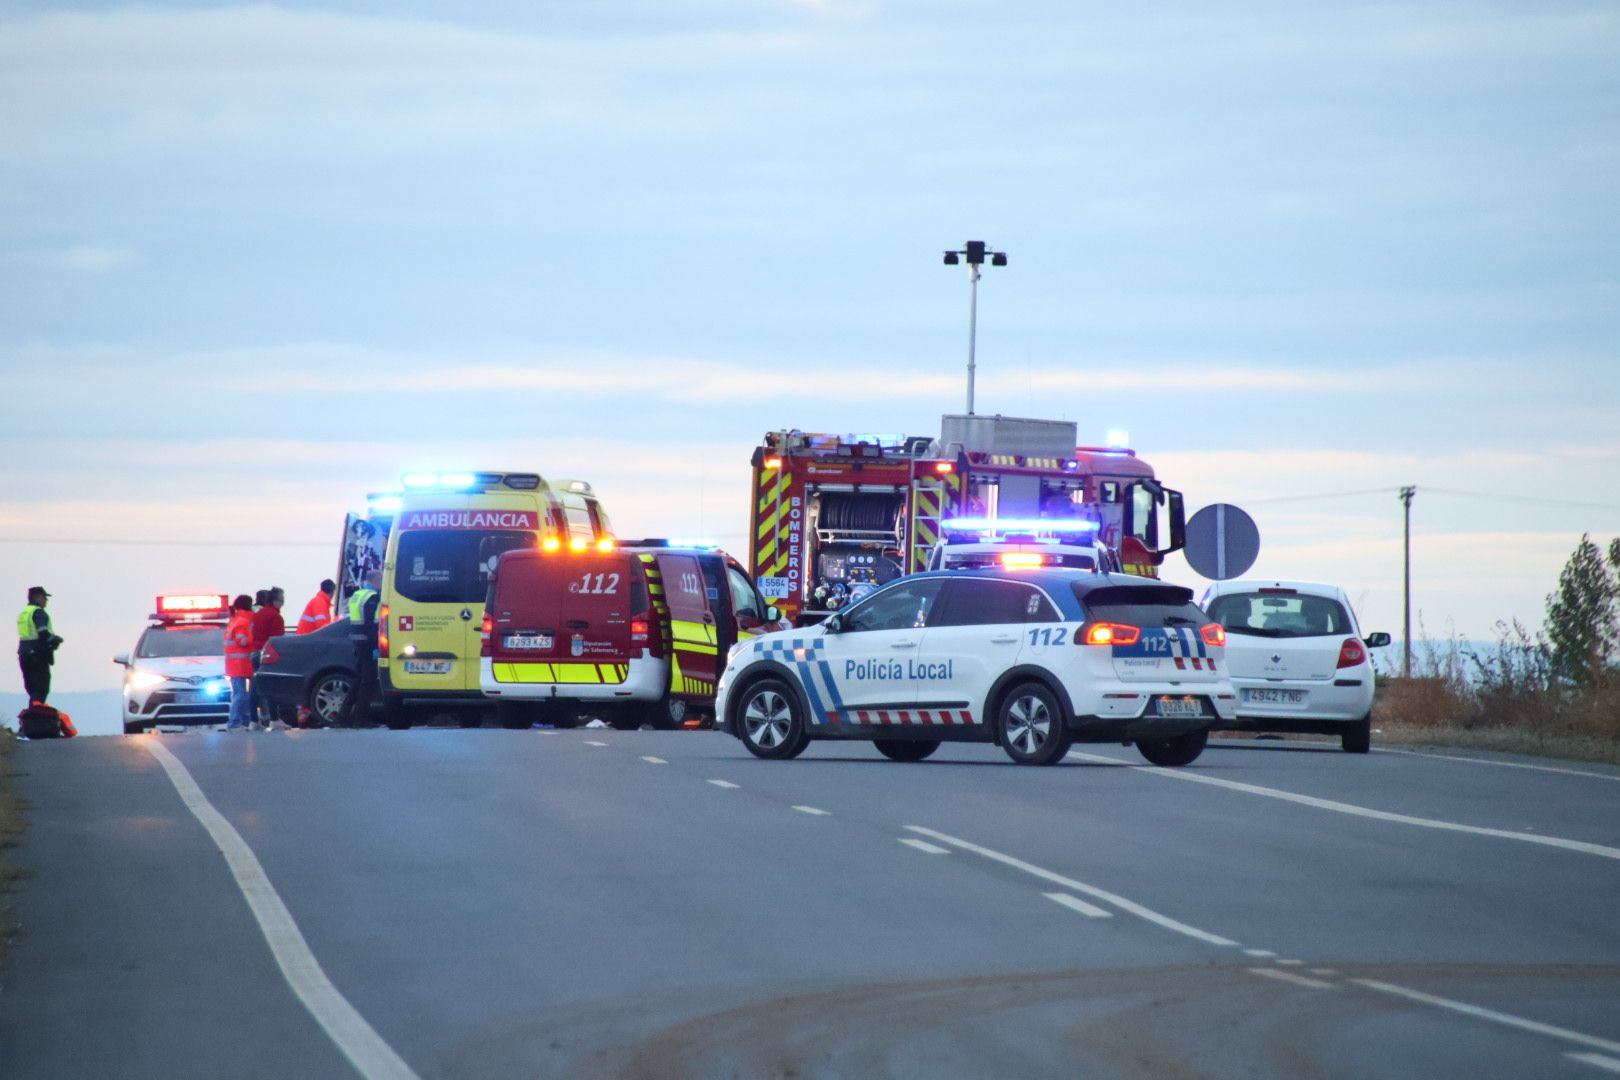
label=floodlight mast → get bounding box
[942,240,1007,415]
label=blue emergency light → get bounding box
[943,517,1100,534]
[401,472,477,490]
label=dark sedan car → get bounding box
[255,619,373,725]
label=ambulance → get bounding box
[114,594,234,733]
[377,471,613,728]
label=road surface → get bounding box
[3,729,1618,1078]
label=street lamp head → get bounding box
[991,252,1007,267]
[943,251,960,265]
[965,240,986,265]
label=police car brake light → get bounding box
[1201,624,1226,647]
[1082,622,1140,646]
[999,552,1044,568]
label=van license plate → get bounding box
[1153,696,1207,718]
[1243,688,1306,705]
[503,634,553,650]
[403,659,453,675]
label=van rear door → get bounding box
[654,553,720,696]
[488,551,637,675]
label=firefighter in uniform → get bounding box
[338,571,382,727]
[297,579,336,635]
[17,586,63,704]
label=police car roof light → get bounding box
[998,552,1045,568]
[944,517,1099,534]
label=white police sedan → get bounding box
[716,569,1236,766]
[114,595,234,734]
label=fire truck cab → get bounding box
[749,414,1185,626]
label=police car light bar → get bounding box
[943,517,1099,534]
[156,594,229,619]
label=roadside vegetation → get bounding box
[0,728,23,962]
[1373,535,1620,765]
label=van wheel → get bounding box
[1135,728,1208,766]
[608,707,642,731]
[550,712,579,730]
[457,713,484,729]
[496,702,533,730]
[308,673,352,726]
[736,679,809,760]
[1342,714,1372,754]
[645,694,686,731]
[874,739,940,762]
[996,682,1071,766]
[381,702,413,731]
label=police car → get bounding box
[716,569,1236,766]
[113,595,233,734]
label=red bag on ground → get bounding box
[17,702,76,739]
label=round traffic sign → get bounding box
[1183,503,1261,580]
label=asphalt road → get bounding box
[3,728,1619,1079]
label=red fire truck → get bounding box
[748,414,1186,625]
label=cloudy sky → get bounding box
[3,0,1619,697]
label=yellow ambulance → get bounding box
[378,471,612,728]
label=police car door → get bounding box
[817,578,945,721]
[920,578,1060,726]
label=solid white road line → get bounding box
[904,826,1238,947]
[1568,1053,1620,1075]
[1249,968,1335,990]
[1379,747,1620,783]
[1352,980,1620,1056]
[1311,968,1340,977]
[793,805,831,816]
[1044,892,1113,918]
[1067,751,1620,863]
[144,740,418,1080]
[1243,949,1276,958]
[899,838,951,855]
[707,779,740,790]
[640,756,668,765]
[1277,958,1304,966]
[585,740,608,747]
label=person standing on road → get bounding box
[16,586,63,704]
[296,579,336,635]
[337,570,382,727]
[223,595,256,731]
[248,587,286,729]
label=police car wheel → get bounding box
[997,683,1071,766]
[736,679,808,760]
[1135,728,1208,767]
[874,739,940,763]
[309,673,352,726]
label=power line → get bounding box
[0,537,331,548]
[1422,488,1620,513]
[1241,487,1401,505]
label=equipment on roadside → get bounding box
[18,702,76,739]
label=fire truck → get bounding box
[748,414,1187,625]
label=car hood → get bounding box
[130,656,226,681]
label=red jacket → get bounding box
[250,605,285,650]
[224,611,255,678]
[296,592,332,635]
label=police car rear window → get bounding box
[1078,584,1205,629]
[136,626,225,658]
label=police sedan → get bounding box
[114,595,234,734]
[715,569,1236,766]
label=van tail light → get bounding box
[262,641,281,665]
[377,604,390,659]
[479,612,494,657]
[1200,623,1226,647]
[630,618,649,642]
[1337,637,1366,669]
[1082,622,1141,646]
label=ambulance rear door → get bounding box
[654,552,721,697]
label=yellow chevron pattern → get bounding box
[492,662,630,684]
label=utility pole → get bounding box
[942,241,1007,415]
[1400,485,1416,678]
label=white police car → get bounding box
[716,569,1237,766]
[114,595,234,734]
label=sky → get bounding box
[2,0,1619,698]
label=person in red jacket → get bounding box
[223,595,256,730]
[296,579,336,635]
[248,587,286,729]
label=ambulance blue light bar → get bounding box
[943,517,1099,534]
[401,471,477,490]
[666,538,721,550]
[368,493,403,513]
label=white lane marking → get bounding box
[1044,892,1113,918]
[1311,968,1340,977]
[1244,949,1276,958]
[1380,748,1620,783]
[585,740,608,747]
[640,756,668,765]
[904,826,1238,948]
[1067,751,1620,863]
[1249,967,1335,990]
[899,838,950,855]
[793,805,831,816]
[1569,1053,1620,1075]
[1353,980,1620,1056]
[144,740,419,1080]
[1277,959,1304,966]
[707,779,740,790]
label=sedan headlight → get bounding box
[128,670,168,691]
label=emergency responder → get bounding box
[223,594,256,731]
[297,579,336,635]
[338,570,382,727]
[249,587,286,728]
[17,586,63,704]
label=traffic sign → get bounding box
[1183,504,1260,580]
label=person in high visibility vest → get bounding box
[338,570,383,727]
[223,594,256,731]
[17,585,63,704]
[296,579,336,635]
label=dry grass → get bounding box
[0,728,24,963]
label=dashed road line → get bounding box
[1352,980,1620,1056]
[707,779,740,790]
[793,805,831,816]
[1067,750,1620,863]
[1244,949,1276,958]
[640,756,668,765]
[585,740,608,747]
[1249,968,1335,990]
[144,740,419,1080]
[1379,747,1620,783]
[1569,1053,1620,1075]
[903,826,1238,948]
[1277,958,1304,966]
[1310,968,1339,977]
[899,837,950,855]
[1044,892,1113,918]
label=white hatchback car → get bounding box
[1201,581,1391,753]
